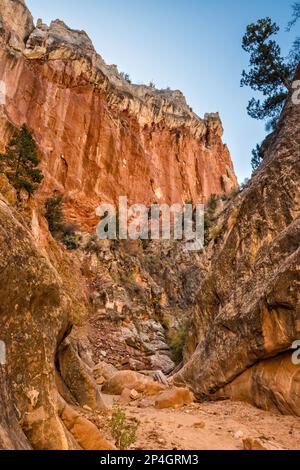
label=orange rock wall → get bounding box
[0,0,237,230]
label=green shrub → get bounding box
[169,322,188,364]
[84,235,102,255]
[62,232,80,250]
[207,194,218,212]
[120,72,132,84]
[0,124,43,197]
[204,213,211,246]
[62,224,80,250]
[111,406,139,450]
[45,195,64,233]
[210,224,222,242]
[45,197,80,250]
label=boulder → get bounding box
[102,371,150,395]
[243,438,284,451]
[155,388,194,409]
[102,370,166,397]
[59,401,115,450]
[58,339,106,410]
[149,354,175,375]
[93,361,118,381]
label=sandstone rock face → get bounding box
[0,366,31,449]
[174,76,300,416]
[80,237,205,373]
[57,338,106,410]
[0,1,237,230]
[0,197,114,449]
[0,198,74,449]
[93,362,118,381]
[0,0,33,52]
[58,400,116,450]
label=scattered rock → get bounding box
[83,405,92,412]
[193,422,206,429]
[96,376,105,386]
[93,362,117,381]
[243,438,284,451]
[130,389,140,400]
[149,354,175,375]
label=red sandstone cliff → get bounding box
[0,0,237,229]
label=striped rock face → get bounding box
[0,0,237,231]
[174,71,300,417]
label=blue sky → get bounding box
[26,0,295,182]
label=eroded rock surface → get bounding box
[0,197,114,449]
[174,76,300,416]
[0,0,237,231]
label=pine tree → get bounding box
[288,2,300,67]
[0,124,43,195]
[242,10,300,171]
[241,18,293,131]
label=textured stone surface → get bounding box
[0,1,237,231]
[155,387,194,409]
[0,199,74,449]
[0,366,31,449]
[102,370,154,395]
[0,173,17,205]
[58,338,106,410]
[0,198,111,449]
[93,361,118,381]
[0,0,34,52]
[58,400,115,450]
[173,75,300,416]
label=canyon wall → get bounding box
[2,0,300,452]
[0,0,237,229]
[0,0,239,451]
[174,71,300,416]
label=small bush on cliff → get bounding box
[207,194,218,213]
[62,224,81,250]
[251,131,275,171]
[45,196,80,250]
[0,125,43,197]
[111,406,139,450]
[169,321,188,364]
[210,224,222,242]
[45,195,64,233]
[120,72,132,84]
[84,234,102,255]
